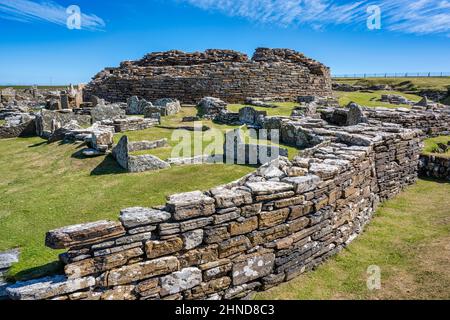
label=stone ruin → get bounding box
[112,136,170,172]
[0,249,20,300]
[7,98,439,300]
[83,48,333,104]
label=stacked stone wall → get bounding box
[84,48,332,104]
[6,120,422,300]
[363,107,450,136]
[419,154,450,180]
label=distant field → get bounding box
[335,90,422,109]
[333,77,450,92]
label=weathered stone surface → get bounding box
[119,207,171,228]
[218,236,251,258]
[204,226,230,244]
[85,48,332,105]
[180,217,213,232]
[283,175,321,194]
[167,191,215,221]
[0,249,20,269]
[182,229,204,250]
[91,103,126,122]
[45,221,126,249]
[65,247,144,278]
[178,246,218,268]
[190,277,231,298]
[100,285,137,300]
[7,276,95,300]
[259,209,290,229]
[160,267,202,296]
[211,187,253,209]
[245,181,293,195]
[145,238,184,259]
[107,256,179,286]
[229,217,258,236]
[232,252,275,286]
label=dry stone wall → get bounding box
[84,48,332,104]
[6,118,422,300]
[362,106,450,136]
[419,154,450,180]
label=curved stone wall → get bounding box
[6,118,422,300]
[84,48,332,104]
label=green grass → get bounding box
[228,102,299,117]
[0,119,5,126]
[120,106,300,160]
[0,105,301,281]
[423,136,450,158]
[336,90,422,109]
[0,136,255,281]
[256,179,450,300]
[333,77,450,92]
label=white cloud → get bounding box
[0,0,105,30]
[180,0,450,36]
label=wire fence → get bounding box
[332,72,450,79]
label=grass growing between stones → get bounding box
[0,136,255,281]
[0,119,5,126]
[256,179,450,300]
[423,136,450,158]
[335,90,422,109]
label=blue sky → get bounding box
[0,0,449,84]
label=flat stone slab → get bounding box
[282,175,321,194]
[0,249,20,269]
[210,187,253,209]
[160,267,202,296]
[245,181,293,195]
[45,220,126,249]
[7,275,95,300]
[232,252,275,286]
[119,207,171,228]
[166,191,215,221]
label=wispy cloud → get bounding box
[180,0,450,36]
[0,0,105,30]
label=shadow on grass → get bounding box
[28,141,47,148]
[12,261,63,282]
[90,154,127,176]
[419,176,450,184]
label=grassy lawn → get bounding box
[228,102,298,117]
[256,179,450,300]
[333,77,450,92]
[423,136,450,158]
[121,106,300,160]
[0,136,255,281]
[335,90,422,109]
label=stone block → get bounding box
[232,251,275,286]
[145,238,184,259]
[45,220,126,249]
[167,191,215,221]
[160,268,202,296]
[107,256,179,286]
[119,207,171,228]
[282,175,321,194]
[7,275,95,300]
[229,217,258,236]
